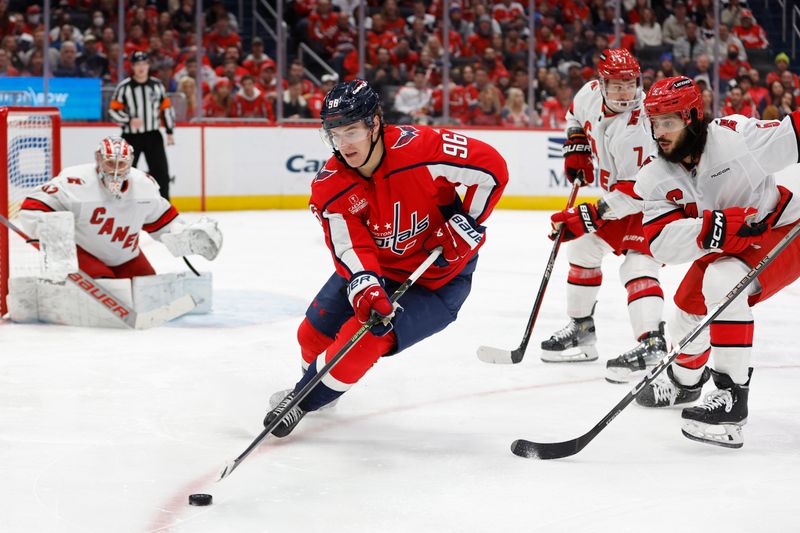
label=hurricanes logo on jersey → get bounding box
[391,126,419,149]
[371,201,429,255]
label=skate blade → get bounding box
[681,420,745,449]
[540,345,598,363]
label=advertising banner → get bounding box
[0,78,102,120]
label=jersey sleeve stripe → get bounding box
[642,207,685,227]
[20,197,56,212]
[143,205,178,233]
[642,208,685,246]
[322,211,364,276]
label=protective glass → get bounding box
[650,114,688,137]
[319,122,373,151]
[601,78,641,113]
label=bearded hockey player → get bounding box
[263,79,508,437]
[543,48,666,384]
[634,76,800,448]
[10,136,221,324]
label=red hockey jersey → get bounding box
[310,125,508,290]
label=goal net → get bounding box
[0,107,61,316]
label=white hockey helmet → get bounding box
[95,136,134,198]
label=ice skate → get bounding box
[605,322,667,383]
[263,391,307,437]
[540,315,597,362]
[681,368,752,448]
[636,366,710,407]
[270,388,339,411]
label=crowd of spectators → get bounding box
[0,0,796,125]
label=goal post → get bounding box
[0,106,61,316]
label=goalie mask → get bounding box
[319,79,383,169]
[96,136,133,199]
[597,48,642,113]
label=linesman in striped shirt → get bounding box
[109,51,176,200]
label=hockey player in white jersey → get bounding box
[543,48,667,384]
[633,76,800,448]
[18,136,222,277]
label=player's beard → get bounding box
[656,120,709,164]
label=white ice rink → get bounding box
[2,210,799,533]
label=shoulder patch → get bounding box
[391,125,419,149]
[717,118,738,132]
[314,167,338,182]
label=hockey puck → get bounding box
[189,493,212,506]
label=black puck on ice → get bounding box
[189,493,212,506]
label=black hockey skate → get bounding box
[681,368,752,449]
[540,315,597,362]
[270,388,339,411]
[263,391,307,438]
[636,366,711,407]
[605,322,668,383]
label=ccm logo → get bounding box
[709,211,725,248]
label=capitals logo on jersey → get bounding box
[370,201,429,255]
[391,126,419,149]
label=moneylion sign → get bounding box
[0,77,101,119]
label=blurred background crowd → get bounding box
[0,0,797,126]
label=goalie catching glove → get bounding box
[562,128,595,186]
[423,213,483,267]
[161,216,223,260]
[550,203,604,242]
[347,271,401,336]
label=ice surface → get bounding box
[2,210,799,533]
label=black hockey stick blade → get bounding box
[511,435,590,459]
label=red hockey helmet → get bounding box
[644,76,704,127]
[597,48,642,112]
[95,136,134,198]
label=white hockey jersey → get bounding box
[19,164,180,267]
[566,80,656,194]
[634,113,800,265]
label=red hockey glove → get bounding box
[562,128,595,186]
[347,271,398,336]
[697,207,767,254]
[423,213,484,267]
[550,203,603,242]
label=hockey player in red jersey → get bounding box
[634,76,800,448]
[263,79,508,437]
[18,136,222,279]
[543,48,667,384]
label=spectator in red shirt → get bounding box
[431,80,470,124]
[234,75,274,121]
[205,17,241,58]
[465,16,493,58]
[242,37,271,76]
[390,36,419,78]
[540,83,572,129]
[257,59,278,101]
[382,0,406,35]
[492,0,525,28]
[367,14,398,64]
[733,9,769,49]
[719,44,752,81]
[536,26,561,59]
[307,0,338,52]
[307,73,338,119]
[203,78,236,117]
[24,5,44,35]
[286,60,316,98]
[563,0,591,24]
[480,47,510,84]
[766,52,800,88]
[125,23,149,55]
[746,68,770,108]
[467,85,503,126]
[722,85,757,117]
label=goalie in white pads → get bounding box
[11,136,222,325]
[634,76,800,448]
[544,48,666,384]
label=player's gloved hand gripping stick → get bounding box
[0,214,195,328]
[477,181,581,364]
[217,247,443,481]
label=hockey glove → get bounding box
[347,271,400,336]
[423,213,484,267]
[562,128,595,186]
[549,203,603,242]
[697,207,767,254]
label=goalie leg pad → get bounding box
[25,277,133,328]
[7,277,40,322]
[132,272,212,315]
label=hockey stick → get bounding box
[0,214,196,329]
[511,221,800,459]
[183,257,201,277]
[217,247,443,481]
[477,181,581,364]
